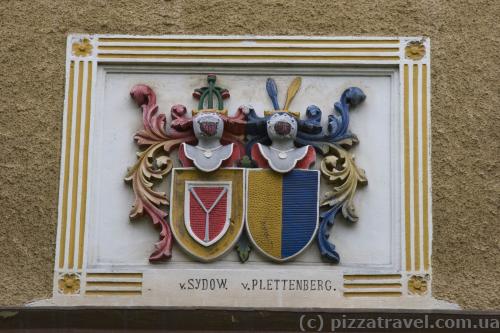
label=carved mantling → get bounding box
[125,76,368,264]
[125,80,247,262]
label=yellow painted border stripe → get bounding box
[413,65,420,271]
[344,274,402,280]
[256,39,400,45]
[403,65,411,271]
[86,281,142,287]
[98,46,399,53]
[86,273,143,278]
[85,290,142,296]
[422,64,430,270]
[343,283,402,289]
[58,62,75,269]
[97,54,400,61]
[344,292,402,297]
[77,62,93,269]
[98,38,399,45]
[68,62,84,269]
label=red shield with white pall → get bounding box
[184,183,231,247]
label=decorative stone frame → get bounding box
[38,35,454,309]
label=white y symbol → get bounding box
[190,187,227,242]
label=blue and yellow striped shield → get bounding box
[246,169,319,261]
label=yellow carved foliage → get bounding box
[125,142,173,219]
[320,147,367,221]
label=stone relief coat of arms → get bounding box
[125,74,367,264]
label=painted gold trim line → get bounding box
[86,281,142,287]
[344,292,403,297]
[68,62,84,269]
[98,46,399,53]
[343,283,402,289]
[403,64,411,271]
[256,39,400,45]
[343,274,402,280]
[77,62,93,269]
[413,64,420,271]
[86,273,143,278]
[97,54,400,61]
[422,64,430,270]
[85,290,142,296]
[98,38,400,45]
[59,61,75,269]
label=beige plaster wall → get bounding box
[0,0,498,309]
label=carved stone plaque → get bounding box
[38,35,455,309]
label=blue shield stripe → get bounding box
[281,170,319,258]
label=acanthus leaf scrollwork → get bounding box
[297,87,368,263]
[125,85,195,262]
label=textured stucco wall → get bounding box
[0,0,498,309]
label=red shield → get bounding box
[184,183,231,247]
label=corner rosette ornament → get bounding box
[405,41,426,60]
[408,275,429,295]
[58,273,81,294]
[72,38,93,57]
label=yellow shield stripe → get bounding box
[246,170,283,258]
